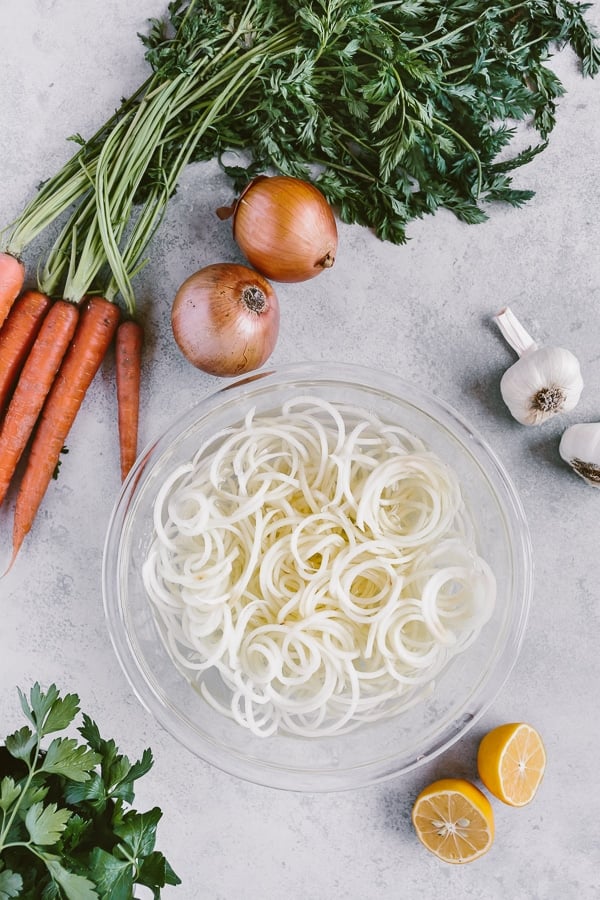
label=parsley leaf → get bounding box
[43,858,99,900]
[4,727,36,762]
[0,780,21,813]
[40,739,101,784]
[0,865,23,899]
[87,850,133,900]
[114,807,162,859]
[18,685,79,738]
[24,802,71,846]
[138,851,181,892]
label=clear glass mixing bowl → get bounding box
[102,363,532,792]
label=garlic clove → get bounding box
[559,423,600,487]
[494,307,583,426]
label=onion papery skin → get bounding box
[171,263,280,377]
[231,176,338,283]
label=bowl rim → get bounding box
[102,361,533,792]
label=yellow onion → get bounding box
[171,263,280,377]
[218,175,338,283]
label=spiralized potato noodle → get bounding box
[142,397,496,737]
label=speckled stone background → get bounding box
[2,2,600,898]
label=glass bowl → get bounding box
[102,363,532,792]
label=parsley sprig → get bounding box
[0,684,180,899]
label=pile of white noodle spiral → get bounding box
[142,397,496,737]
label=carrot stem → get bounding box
[1,75,155,258]
[9,297,120,564]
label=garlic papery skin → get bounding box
[494,307,584,426]
[559,423,600,487]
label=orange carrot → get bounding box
[10,296,121,563]
[116,319,143,481]
[0,252,26,328]
[0,300,79,508]
[0,290,53,416]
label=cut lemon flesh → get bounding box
[477,722,546,807]
[412,778,494,864]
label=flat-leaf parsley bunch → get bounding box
[0,684,180,899]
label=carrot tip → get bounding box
[2,547,19,577]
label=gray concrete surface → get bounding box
[2,2,600,898]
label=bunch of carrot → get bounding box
[0,232,140,567]
[0,0,287,566]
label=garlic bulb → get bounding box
[494,307,583,426]
[559,423,600,487]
